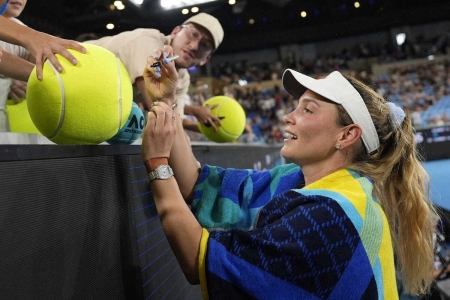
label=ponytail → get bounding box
[341,75,436,295]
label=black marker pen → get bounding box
[151,55,180,68]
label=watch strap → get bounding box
[144,157,168,173]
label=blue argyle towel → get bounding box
[192,164,398,299]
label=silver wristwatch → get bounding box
[147,164,174,182]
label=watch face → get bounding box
[148,164,174,182]
[158,165,172,179]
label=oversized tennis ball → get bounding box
[107,102,144,144]
[26,43,133,144]
[198,96,246,143]
[6,99,40,134]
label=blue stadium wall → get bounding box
[0,142,283,300]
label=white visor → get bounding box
[282,69,379,155]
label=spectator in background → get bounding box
[0,18,85,81]
[411,106,423,128]
[0,0,28,132]
[417,214,450,300]
[442,112,450,124]
[0,0,28,120]
[85,13,224,132]
[432,114,445,126]
[222,86,235,99]
[75,32,98,43]
[0,1,86,81]
[191,79,208,105]
[0,0,86,133]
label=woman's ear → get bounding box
[337,124,363,150]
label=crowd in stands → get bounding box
[212,31,450,84]
[187,29,450,144]
[376,62,450,128]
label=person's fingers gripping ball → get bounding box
[27,33,87,80]
[8,80,27,102]
[194,104,222,132]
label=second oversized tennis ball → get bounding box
[198,96,246,143]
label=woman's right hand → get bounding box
[141,101,178,163]
[143,45,178,106]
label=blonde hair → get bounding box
[338,75,436,295]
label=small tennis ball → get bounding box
[26,43,133,144]
[107,102,145,144]
[198,96,246,143]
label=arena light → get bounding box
[160,0,219,10]
[396,33,406,46]
[114,1,125,10]
[238,79,248,86]
[131,0,144,5]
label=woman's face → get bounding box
[281,89,344,167]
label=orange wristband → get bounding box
[144,157,168,173]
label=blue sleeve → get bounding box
[190,163,302,230]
